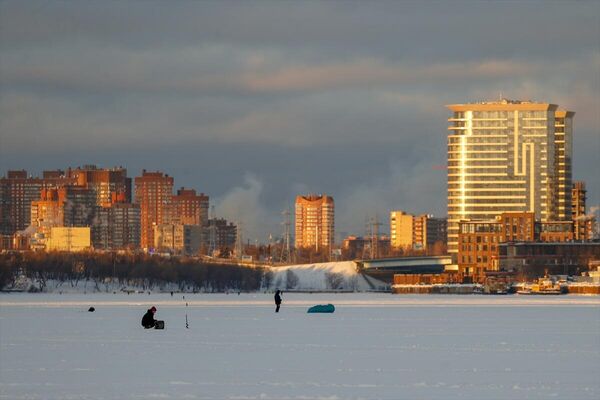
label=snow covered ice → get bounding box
[1,293,599,400]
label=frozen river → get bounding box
[1,293,599,399]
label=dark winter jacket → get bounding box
[274,291,282,305]
[141,309,156,329]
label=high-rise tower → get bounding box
[446,99,573,254]
[294,194,335,251]
[554,111,574,220]
[134,170,174,250]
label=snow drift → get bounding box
[267,261,387,291]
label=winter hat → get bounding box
[150,306,157,312]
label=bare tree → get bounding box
[262,270,274,290]
[285,269,299,289]
[325,272,345,290]
[347,275,359,291]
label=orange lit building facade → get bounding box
[0,170,75,235]
[67,165,132,206]
[29,186,97,229]
[134,171,174,250]
[295,194,335,250]
[458,212,574,277]
[390,210,447,250]
[167,188,209,226]
[30,188,66,235]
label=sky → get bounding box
[1,1,599,242]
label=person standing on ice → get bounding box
[141,306,158,328]
[274,290,282,313]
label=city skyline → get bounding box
[1,1,599,241]
[1,4,599,400]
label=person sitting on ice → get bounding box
[141,306,158,329]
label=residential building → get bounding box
[446,100,574,254]
[414,214,447,250]
[389,211,413,248]
[458,212,537,276]
[554,111,574,220]
[539,221,574,242]
[204,218,237,255]
[572,181,594,240]
[154,224,184,253]
[0,170,74,235]
[30,186,97,230]
[67,165,132,206]
[167,188,209,226]
[154,224,203,256]
[30,188,65,236]
[390,211,447,250]
[62,186,97,227]
[294,194,335,250]
[93,201,140,251]
[499,212,536,242]
[458,212,575,277]
[134,170,174,250]
[457,219,503,277]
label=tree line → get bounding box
[0,252,266,292]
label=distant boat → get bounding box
[518,279,563,295]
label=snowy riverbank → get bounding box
[3,260,389,294]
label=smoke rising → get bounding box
[214,173,280,242]
[336,160,446,237]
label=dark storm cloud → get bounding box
[1,0,599,239]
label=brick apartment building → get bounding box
[0,170,75,235]
[134,170,174,250]
[167,188,209,226]
[458,212,574,277]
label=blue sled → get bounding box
[307,304,335,313]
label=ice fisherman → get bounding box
[141,306,158,328]
[274,290,282,313]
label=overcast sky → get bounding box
[1,1,599,242]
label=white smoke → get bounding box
[17,224,38,236]
[336,160,445,236]
[214,173,280,242]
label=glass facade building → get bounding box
[446,100,573,254]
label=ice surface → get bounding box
[1,293,599,400]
